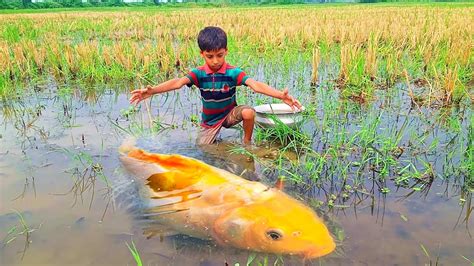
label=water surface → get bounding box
[1,83,472,265]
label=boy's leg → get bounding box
[197,124,223,145]
[223,105,256,145]
[241,108,255,145]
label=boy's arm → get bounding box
[130,77,191,105]
[245,78,302,110]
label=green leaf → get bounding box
[246,252,257,266]
[400,214,408,222]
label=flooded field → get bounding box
[1,74,472,265]
[1,4,473,266]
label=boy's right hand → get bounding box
[281,88,302,111]
[129,85,154,105]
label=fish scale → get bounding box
[119,142,336,259]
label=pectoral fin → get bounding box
[147,172,177,192]
[142,225,180,240]
[146,172,202,192]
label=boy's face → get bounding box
[200,48,227,72]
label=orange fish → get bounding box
[119,142,335,259]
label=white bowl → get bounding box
[254,103,305,128]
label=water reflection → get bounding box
[12,177,37,201]
[455,195,472,237]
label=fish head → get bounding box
[214,190,336,259]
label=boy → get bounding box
[129,26,301,145]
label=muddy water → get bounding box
[0,86,472,266]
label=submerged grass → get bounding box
[231,75,471,211]
[126,240,143,266]
[2,210,41,260]
[51,146,113,221]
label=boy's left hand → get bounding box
[281,88,302,111]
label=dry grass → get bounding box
[0,4,472,102]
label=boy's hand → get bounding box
[129,85,154,106]
[281,88,302,111]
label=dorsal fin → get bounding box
[127,149,210,171]
[122,148,224,192]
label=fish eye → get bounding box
[266,229,283,241]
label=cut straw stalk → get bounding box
[443,66,458,105]
[311,47,320,86]
[365,38,378,80]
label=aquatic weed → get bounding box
[126,240,143,266]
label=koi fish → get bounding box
[119,142,335,259]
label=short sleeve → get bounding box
[186,69,199,87]
[234,68,249,87]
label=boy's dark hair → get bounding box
[197,26,227,52]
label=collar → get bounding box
[203,62,228,75]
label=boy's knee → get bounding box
[242,108,255,120]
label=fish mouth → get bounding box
[304,242,336,259]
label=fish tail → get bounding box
[119,136,137,154]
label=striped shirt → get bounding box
[186,62,249,127]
